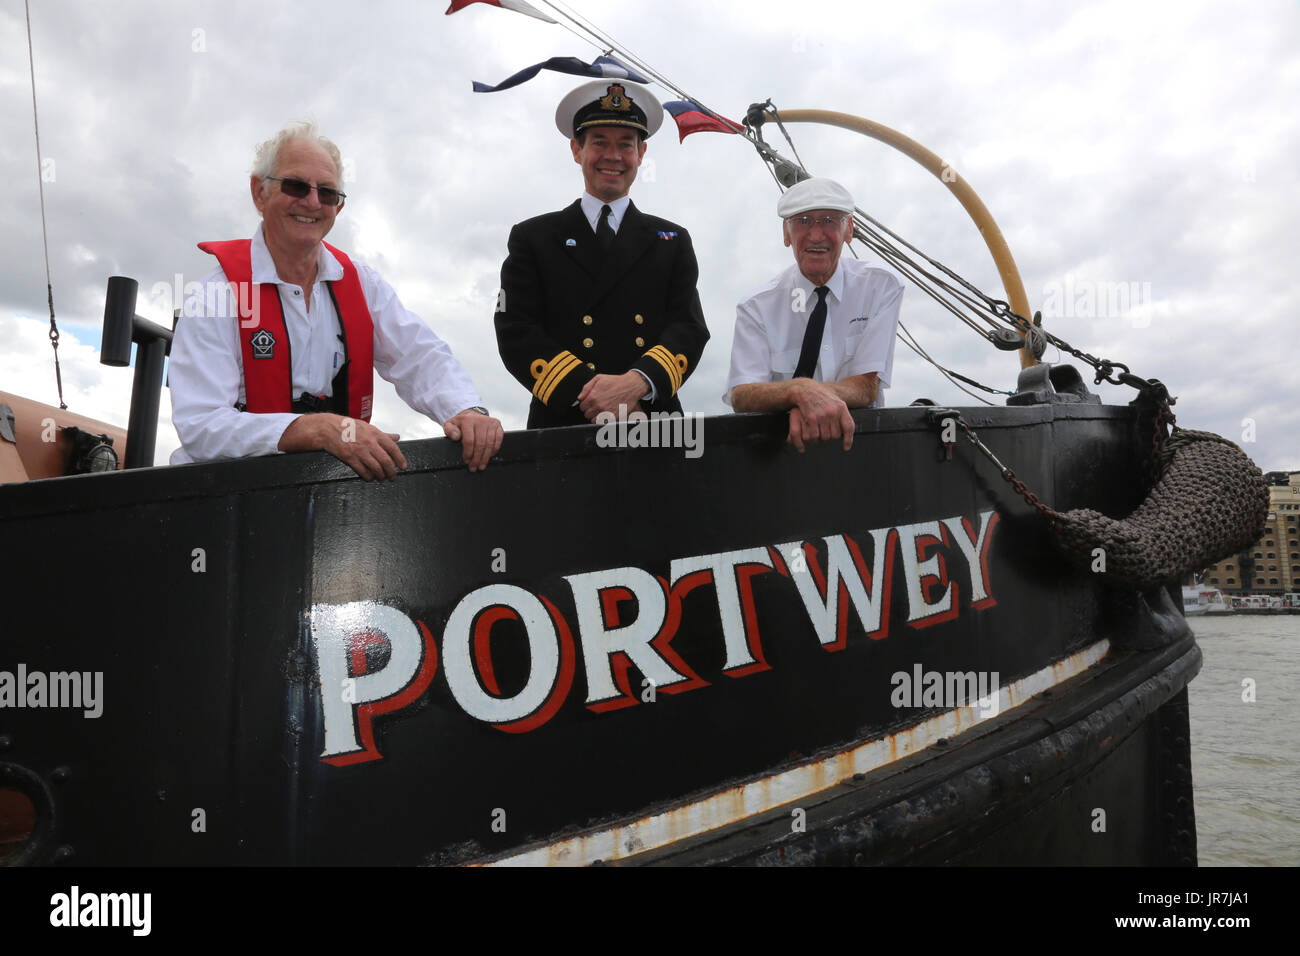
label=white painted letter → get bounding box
[310,602,428,762]
[566,567,685,705]
[442,584,560,723]
[669,548,775,672]
[896,522,956,627]
[781,531,893,650]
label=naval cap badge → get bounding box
[600,84,630,112]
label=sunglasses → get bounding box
[265,176,346,207]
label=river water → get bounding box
[1187,614,1300,866]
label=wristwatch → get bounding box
[469,406,489,416]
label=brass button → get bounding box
[635,336,645,347]
[634,314,644,324]
[582,315,593,325]
[583,337,594,348]
[586,362,596,370]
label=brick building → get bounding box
[1203,471,1300,594]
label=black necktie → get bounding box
[597,204,616,251]
[793,285,829,379]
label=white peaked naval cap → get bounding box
[555,79,664,139]
[777,177,855,217]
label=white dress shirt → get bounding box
[579,192,631,233]
[724,257,903,407]
[169,226,483,464]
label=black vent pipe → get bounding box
[100,276,173,470]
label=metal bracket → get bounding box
[1006,363,1101,406]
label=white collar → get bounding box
[792,259,846,303]
[251,224,343,286]
[580,193,631,232]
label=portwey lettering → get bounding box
[310,509,1000,765]
[0,665,103,718]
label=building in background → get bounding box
[1203,471,1300,595]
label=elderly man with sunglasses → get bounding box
[169,121,502,480]
[723,177,903,452]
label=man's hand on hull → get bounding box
[787,379,856,453]
[443,408,505,473]
[279,413,407,481]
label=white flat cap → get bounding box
[555,79,664,139]
[776,177,855,217]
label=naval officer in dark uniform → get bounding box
[494,79,709,428]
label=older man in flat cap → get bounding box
[494,80,709,428]
[724,177,903,451]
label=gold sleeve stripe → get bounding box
[646,345,683,394]
[534,352,579,402]
[535,355,579,403]
[650,345,681,395]
[533,351,582,403]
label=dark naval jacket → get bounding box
[495,199,709,428]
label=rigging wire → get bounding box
[537,1,679,92]
[842,244,1008,401]
[543,2,673,89]
[853,219,1048,364]
[25,0,66,410]
[853,226,1001,336]
[855,219,1002,325]
[853,203,1024,324]
[895,324,998,405]
[761,104,810,176]
[536,1,742,133]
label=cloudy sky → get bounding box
[2,0,1297,471]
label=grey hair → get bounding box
[250,121,343,190]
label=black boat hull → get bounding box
[0,404,1197,865]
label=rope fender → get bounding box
[1051,429,1270,591]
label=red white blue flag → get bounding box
[473,54,649,93]
[446,0,557,23]
[663,101,744,141]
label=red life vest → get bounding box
[197,239,375,422]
